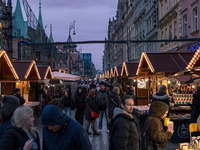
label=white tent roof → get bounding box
[52,71,80,81]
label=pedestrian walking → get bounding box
[109,87,121,120]
[0,106,40,150]
[85,89,100,135]
[41,105,92,150]
[152,85,169,106]
[96,81,109,133]
[14,88,26,105]
[0,95,20,137]
[74,87,86,126]
[143,101,173,149]
[61,90,72,117]
[191,86,200,123]
[109,95,141,150]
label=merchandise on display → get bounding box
[134,105,150,114]
[173,93,193,105]
[177,136,200,150]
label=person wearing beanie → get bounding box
[41,105,92,150]
[0,95,20,137]
[125,81,134,97]
[152,85,169,106]
[143,101,173,149]
[14,88,26,105]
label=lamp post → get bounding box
[63,21,76,74]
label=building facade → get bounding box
[179,0,200,52]
[158,0,180,52]
[83,53,92,78]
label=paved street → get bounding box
[34,111,178,150]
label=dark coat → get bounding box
[151,91,169,106]
[14,94,25,105]
[61,96,71,107]
[74,92,86,111]
[85,96,100,121]
[0,116,12,138]
[41,105,92,150]
[144,101,172,148]
[110,108,141,150]
[109,91,121,119]
[191,94,200,123]
[96,89,109,109]
[0,125,40,150]
[126,87,134,97]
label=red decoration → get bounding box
[145,72,148,78]
[170,72,173,76]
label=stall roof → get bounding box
[113,66,122,77]
[121,62,139,76]
[0,50,19,80]
[12,60,41,80]
[187,48,200,69]
[52,71,80,81]
[110,68,114,78]
[136,52,194,76]
[38,66,53,80]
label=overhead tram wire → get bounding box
[19,38,200,46]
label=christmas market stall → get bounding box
[113,65,122,85]
[135,52,195,143]
[0,50,19,95]
[12,60,41,110]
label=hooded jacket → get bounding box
[144,101,172,148]
[0,125,40,150]
[41,105,92,150]
[109,91,121,119]
[152,91,169,106]
[109,108,141,150]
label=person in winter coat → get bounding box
[85,89,100,135]
[117,83,124,99]
[0,106,40,150]
[0,95,20,137]
[14,88,26,105]
[152,85,169,106]
[125,81,134,97]
[109,87,121,120]
[109,95,141,150]
[61,90,72,117]
[143,101,173,149]
[41,105,92,150]
[74,87,86,125]
[96,81,109,133]
[191,86,200,123]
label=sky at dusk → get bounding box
[11,0,119,70]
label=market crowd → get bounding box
[1,80,199,150]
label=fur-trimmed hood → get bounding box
[153,92,169,100]
[149,101,169,118]
[113,107,133,119]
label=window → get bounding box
[36,52,40,61]
[193,7,198,32]
[161,4,163,17]
[146,20,149,32]
[174,0,177,6]
[165,0,167,14]
[169,0,172,10]
[183,15,187,36]
[165,28,167,39]
[161,31,163,40]
[169,24,172,39]
[174,21,177,38]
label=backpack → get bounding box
[97,92,107,111]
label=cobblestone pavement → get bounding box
[34,111,178,150]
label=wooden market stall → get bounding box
[0,50,19,95]
[136,51,195,143]
[113,65,122,84]
[12,60,41,103]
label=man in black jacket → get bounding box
[109,95,141,150]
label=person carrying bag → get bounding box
[87,103,99,118]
